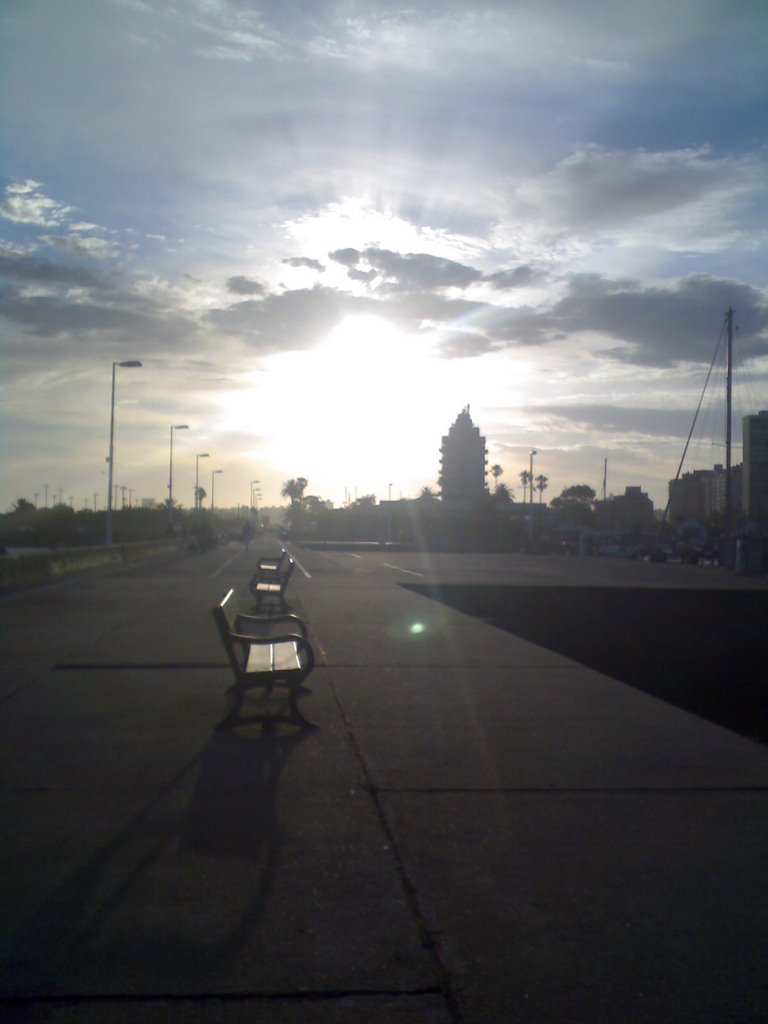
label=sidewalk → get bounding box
[0,542,766,1022]
[290,547,768,1023]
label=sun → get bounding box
[319,314,426,390]
[254,314,461,500]
[212,311,537,505]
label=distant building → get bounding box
[668,464,742,521]
[439,406,487,509]
[710,463,743,516]
[596,486,654,532]
[743,410,768,523]
[141,498,157,509]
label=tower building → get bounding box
[743,410,768,523]
[439,406,487,508]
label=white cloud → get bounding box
[39,235,120,259]
[0,181,73,227]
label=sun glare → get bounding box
[212,311,540,504]
[211,310,541,504]
[248,315,459,499]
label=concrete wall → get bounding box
[0,540,181,591]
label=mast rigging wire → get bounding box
[660,316,727,527]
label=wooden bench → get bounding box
[249,556,295,611]
[256,548,287,575]
[213,588,315,729]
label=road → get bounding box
[1,541,767,1022]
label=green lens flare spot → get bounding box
[409,622,426,635]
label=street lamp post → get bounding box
[256,479,264,528]
[529,448,537,543]
[195,453,209,516]
[106,359,142,545]
[211,469,222,510]
[168,424,189,526]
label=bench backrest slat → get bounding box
[213,599,241,676]
[219,588,239,631]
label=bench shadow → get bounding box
[404,583,768,743]
[4,727,307,996]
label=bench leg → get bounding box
[216,682,316,731]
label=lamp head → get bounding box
[118,360,143,368]
[174,424,189,430]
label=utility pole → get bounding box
[725,306,734,537]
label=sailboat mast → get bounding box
[725,306,734,535]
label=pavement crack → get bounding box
[323,665,468,1024]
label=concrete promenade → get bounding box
[1,540,766,1022]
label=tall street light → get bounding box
[195,453,209,516]
[106,359,142,545]
[168,424,189,526]
[251,479,260,524]
[529,448,537,544]
[211,468,222,510]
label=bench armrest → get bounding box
[236,612,307,637]
[228,630,306,645]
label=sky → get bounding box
[1,0,767,515]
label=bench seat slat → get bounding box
[245,639,302,674]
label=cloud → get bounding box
[434,329,494,359]
[550,274,768,366]
[0,267,197,355]
[484,265,544,289]
[0,181,73,227]
[509,146,767,249]
[532,403,699,438]
[431,272,768,368]
[282,256,325,272]
[0,251,109,289]
[39,234,120,259]
[329,246,483,291]
[0,289,161,337]
[227,275,265,296]
[328,248,361,268]
[207,286,371,351]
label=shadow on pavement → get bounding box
[405,584,767,743]
[3,728,306,999]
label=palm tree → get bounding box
[418,485,438,502]
[493,482,512,505]
[281,477,308,531]
[281,477,308,505]
[535,474,549,504]
[519,469,531,504]
[490,464,503,492]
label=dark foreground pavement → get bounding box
[1,541,766,1023]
